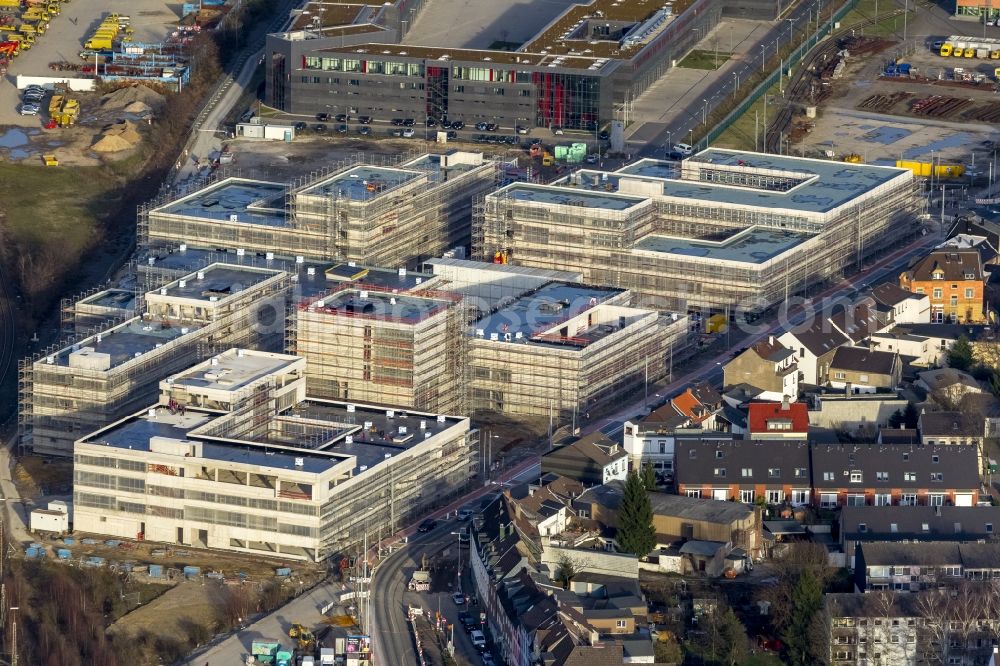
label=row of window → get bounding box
[829,469,946,483]
[685,488,811,504]
[820,493,949,508]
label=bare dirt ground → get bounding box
[792,42,1000,165]
[108,579,228,640]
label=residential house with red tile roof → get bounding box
[748,399,809,440]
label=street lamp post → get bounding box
[702,98,708,124]
[732,71,739,97]
[760,44,766,72]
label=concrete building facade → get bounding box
[73,351,472,561]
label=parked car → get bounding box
[293,121,307,131]
[336,124,349,134]
[585,154,598,164]
[426,117,438,127]
[390,128,403,137]
[516,125,528,134]
[475,122,488,131]
[457,508,473,521]
[446,130,457,139]
[673,142,694,155]
[402,128,415,137]
[335,113,349,122]
[403,118,415,126]
[316,112,331,122]
[482,655,495,666]
[451,120,464,129]
[358,116,373,124]
[599,130,610,140]
[552,126,564,135]
[313,123,327,132]
[359,126,372,135]
[19,103,39,116]
[486,122,498,131]
[391,118,404,126]
[22,92,44,103]
[470,630,487,652]
[666,150,684,161]
[417,518,436,532]
[452,592,465,605]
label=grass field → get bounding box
[678,49,731,70]
[0,151,144,313]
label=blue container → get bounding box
[62,537,75,546]
[81,539,97,545]
[275,567,292,577]
[25,547,38,558]
[148,564,163,578]
[57,549,71,559]
[105,540,121,548]
[183,565,201,578]
[86,556,105,566]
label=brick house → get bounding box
[674,435,811,507]
[899,249,986,323]
[810,443,981,508]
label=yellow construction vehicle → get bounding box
[287,623,316,652]
[41,154,58,166]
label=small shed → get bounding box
[235,119,296,141]
[30,508,68,534]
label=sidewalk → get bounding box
[625,18,774,147]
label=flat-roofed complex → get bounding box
[140,152,500,268]
[19,264,290,457]
[74,354,472,561]
[477,149,920,312]
[291,282,467,413]
[264,0,747,128]
[467,280,688,420]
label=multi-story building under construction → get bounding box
[19,263,290,457]
[291,280,467,414]
[477,149,920,313]
[466,280,688,421]
[73,349,472,561]
[141,151,500,268]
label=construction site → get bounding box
[292,282,468,415]
[18,263,291,457]
[140,150,504,267]
[476,148,922,314]
[73,347,473,561]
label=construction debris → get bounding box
[100,84,165,111]
[909,95,975,117]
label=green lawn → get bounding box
[677,49,731,70]
[838,0,915,38]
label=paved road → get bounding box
[369,458,538,666]
[184,577,345,665]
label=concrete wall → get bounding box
[808,397,908,430]
[16,75,96,91]
[541,544,638,579]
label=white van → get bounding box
[672,142,693,156]
[470,629,486,651]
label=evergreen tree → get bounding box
[903,402,919,429]
[948,335,974,371]
[641,462,657,491]
[781,568,824,666]
[617,471,656,557]
[887,409,904,428]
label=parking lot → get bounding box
[401,0,579,49]
[0,0,180,128]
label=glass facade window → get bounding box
[532,72,599,130]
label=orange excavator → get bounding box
[0,41,19,58]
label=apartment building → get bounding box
[73,352,472,561]
[854,541,1000,591]
[811,443,981,509]
[899,249,986,323]
[839,505,1000,569]
[20,264,290,457]
[541,432,629,486]
[674,436,812,506]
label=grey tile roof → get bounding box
[859,541,962,566]
[919,411,982,438]
[871,282,924,307]
[841,505,1000,540]
[811,443,980,490]
[829,346,898,375]
[675,437,810,487]
[904,249,983,282]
